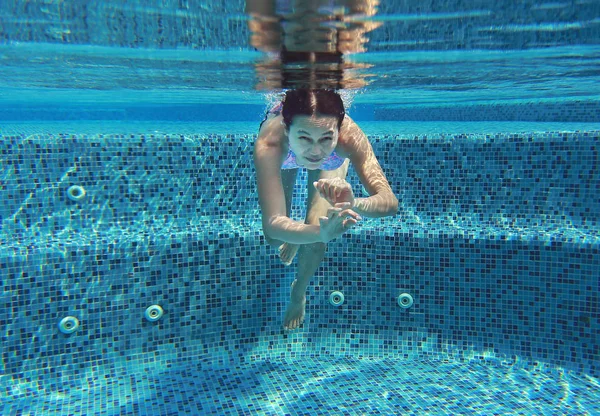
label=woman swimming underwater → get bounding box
[254,89,398,330]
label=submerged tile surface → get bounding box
[2,354,599,415]
[1,128,599,414]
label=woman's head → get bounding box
[281,89,346,169]
[281,89,345,130]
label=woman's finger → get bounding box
[343,218,357,229]
[326,206,341,219]
[327,185,336,201]
[340,208,362,221]
[334,202,352,209]
[316,180,330,200]
[313,180,325,196]
[320,179,335,200]
[318,216,329,227]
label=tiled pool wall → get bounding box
[375,100,600,122]
[1,130,599,397]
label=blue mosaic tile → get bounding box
[2,355,599,415]
[375,100,600,122]
[1,128,599,413]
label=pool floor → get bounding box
[3,354,599,415]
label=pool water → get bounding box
[5,353,600,415]
[1,1,600,415]
[1,124,599,415]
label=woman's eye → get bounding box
[299,136,311,141]
[320,137,333,142]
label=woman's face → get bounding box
[287,114,339,170]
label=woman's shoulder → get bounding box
[257,114,286,144]
[337,116,368,155]
[255,114,287,162]
[340,115,367,139]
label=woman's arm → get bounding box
[339,117,399,218]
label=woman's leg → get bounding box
[281,168,298,217]
[283,160,350,330]
[278,169,299,264]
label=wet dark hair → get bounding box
[281,89,345,130]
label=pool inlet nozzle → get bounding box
[144,305,164,322]
[58,316,80,334]
[329,291,345,307]
[67,185,86,202]
[398,293,414,309]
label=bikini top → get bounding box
[281,149,346,171]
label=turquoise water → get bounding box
[5,353,600,415]
[1,1,600,415]
[3,120,600,136]
[1,42,599,109]
[1,123,599,415]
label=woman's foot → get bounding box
[283,280,306,330]
[278,243,299,266]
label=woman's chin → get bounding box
[302,158,323,168]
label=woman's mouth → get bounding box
[305,156,323,163]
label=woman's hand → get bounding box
[319,202,361,243]
[314,178,355,206]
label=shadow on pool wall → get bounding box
[0,130,599,395]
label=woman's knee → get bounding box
[263,232,283,248]
[300,241,327,256]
